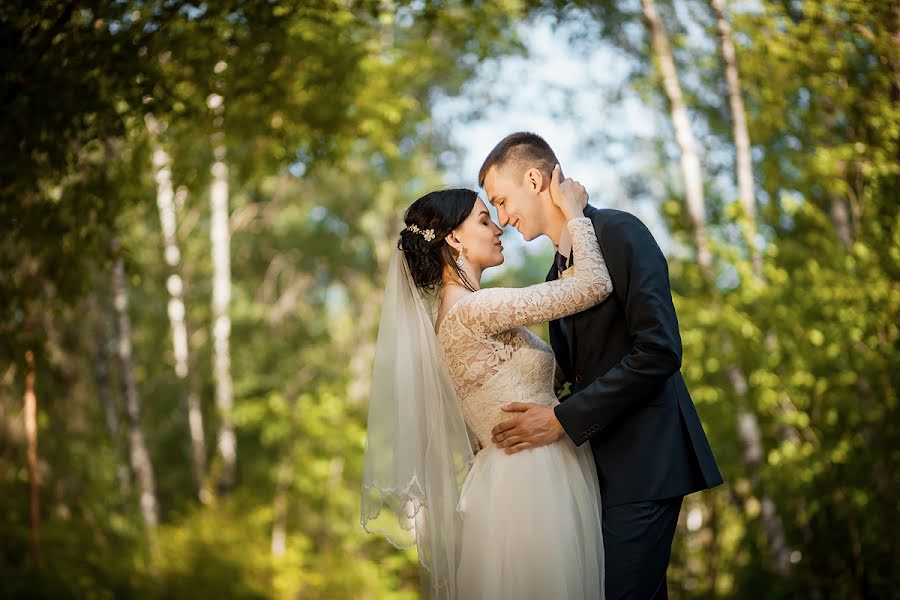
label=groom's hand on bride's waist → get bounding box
[491,403,566,455]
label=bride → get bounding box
[361,166,613,599]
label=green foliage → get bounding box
[1,0,896,598]
[628,0,898,596]
[1,1,523,598]
[529,0,897,596]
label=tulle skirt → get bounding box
[456,436,605,599]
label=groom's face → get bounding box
[483,165,546,241]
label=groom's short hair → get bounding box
[478,132,560,188]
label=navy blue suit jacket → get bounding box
[550,205,723,507]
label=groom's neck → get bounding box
[546,208,568,252]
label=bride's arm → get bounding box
[453,217,611,336]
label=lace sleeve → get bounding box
[453,217,612,336]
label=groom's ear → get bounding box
[525,167,544,194]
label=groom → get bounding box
[481,132,723,599]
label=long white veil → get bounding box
[360,242,476,599]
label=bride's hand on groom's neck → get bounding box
[549,164,588,222]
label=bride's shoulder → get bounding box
[436,287,477,333]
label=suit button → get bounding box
[575,374,583,385]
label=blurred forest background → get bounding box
[1,1,897,598]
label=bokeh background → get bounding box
[1,1,897,598]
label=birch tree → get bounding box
[641,0,712,281]
[23,349,41,564]
[710,0,762,277]
[268,374,310,558]
[710,1,792,573]
[88,292,131,498]
[110,238,160,556]
[145,113,210,503]
[208,69,237,493]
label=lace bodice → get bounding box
[436,217,613,444]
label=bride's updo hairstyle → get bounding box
[400,189,478,292]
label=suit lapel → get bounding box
[546,260,573,378]
[563,246,577,363]
[546,260,558,283]
[558,205,600,376]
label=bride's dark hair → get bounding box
[399,189,478,292]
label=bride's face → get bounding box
[451,198,504,270]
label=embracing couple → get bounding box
[362,132,724,599]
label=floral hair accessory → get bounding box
[405,223,435,242]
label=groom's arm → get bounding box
[553,211,682,445]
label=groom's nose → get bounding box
[497,208,509,227]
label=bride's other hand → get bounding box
[490,402,566,454]
[549,164,588,220]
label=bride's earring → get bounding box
[456,246,465,270]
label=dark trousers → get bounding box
[602,496,683,600]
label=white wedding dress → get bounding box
[435,217,613,599]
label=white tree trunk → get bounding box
[345,216,400,405]
[23,349,42,564]
[727,366,793,575]
[270,457,291,557]
[88,292,131,498]
[145,113,211,503]
[208,83,237,492]
[829,198,853,250]
[269,367,314,557]
[711,0,762,277]
[345,276,384,406]
[270,377,302,557]
[111,238,160,554]
[708,1,793,574]
[642,0,713,280]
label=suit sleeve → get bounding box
[553,212,683,445]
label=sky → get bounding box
[431,14,676,277]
